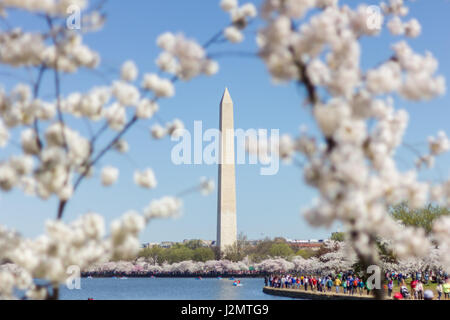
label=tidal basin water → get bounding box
[60,277,293,300]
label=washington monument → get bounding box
[217,88,237,253]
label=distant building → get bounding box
[286,239,309,243]
[286,239,325,250]
[181,239,214,247]
[286,239,327,244]
[201,240,214,247]
[247,240,260,246]
[160,241,175,248]
[147,242,158,247]
[141,242,160,248]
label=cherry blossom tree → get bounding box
[236,0,449,298]
[315,241,356,275]
[0,0,218,299]
[81,241,366,276]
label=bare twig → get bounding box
[32,64,47,150]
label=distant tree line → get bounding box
[137,203,449,265]
[138,240,216,264]
[137,233,326,265]
[390,202,449,235]
[220,233,320,262]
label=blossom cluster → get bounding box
[0,0,88,16]
[0,203,182,299]
[221,0,257,43]
[0,28,100,71]
[382,245,448,275]
[0,57,200,202]
[150,118,185,140]
[156,33,219,80]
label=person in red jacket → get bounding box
[410,279,418,299]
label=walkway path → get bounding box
[263,286,375,300]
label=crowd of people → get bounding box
[388,270,450,300]
[265,270,450,300]
[265,272,371,296]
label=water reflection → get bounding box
[217,278,239,300]
[59,277,291,300]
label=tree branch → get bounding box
[32,64,46,150]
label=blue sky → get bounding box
[1,0,450,243]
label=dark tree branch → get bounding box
[32,64,47,150]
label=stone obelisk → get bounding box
[217,88,237,253]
